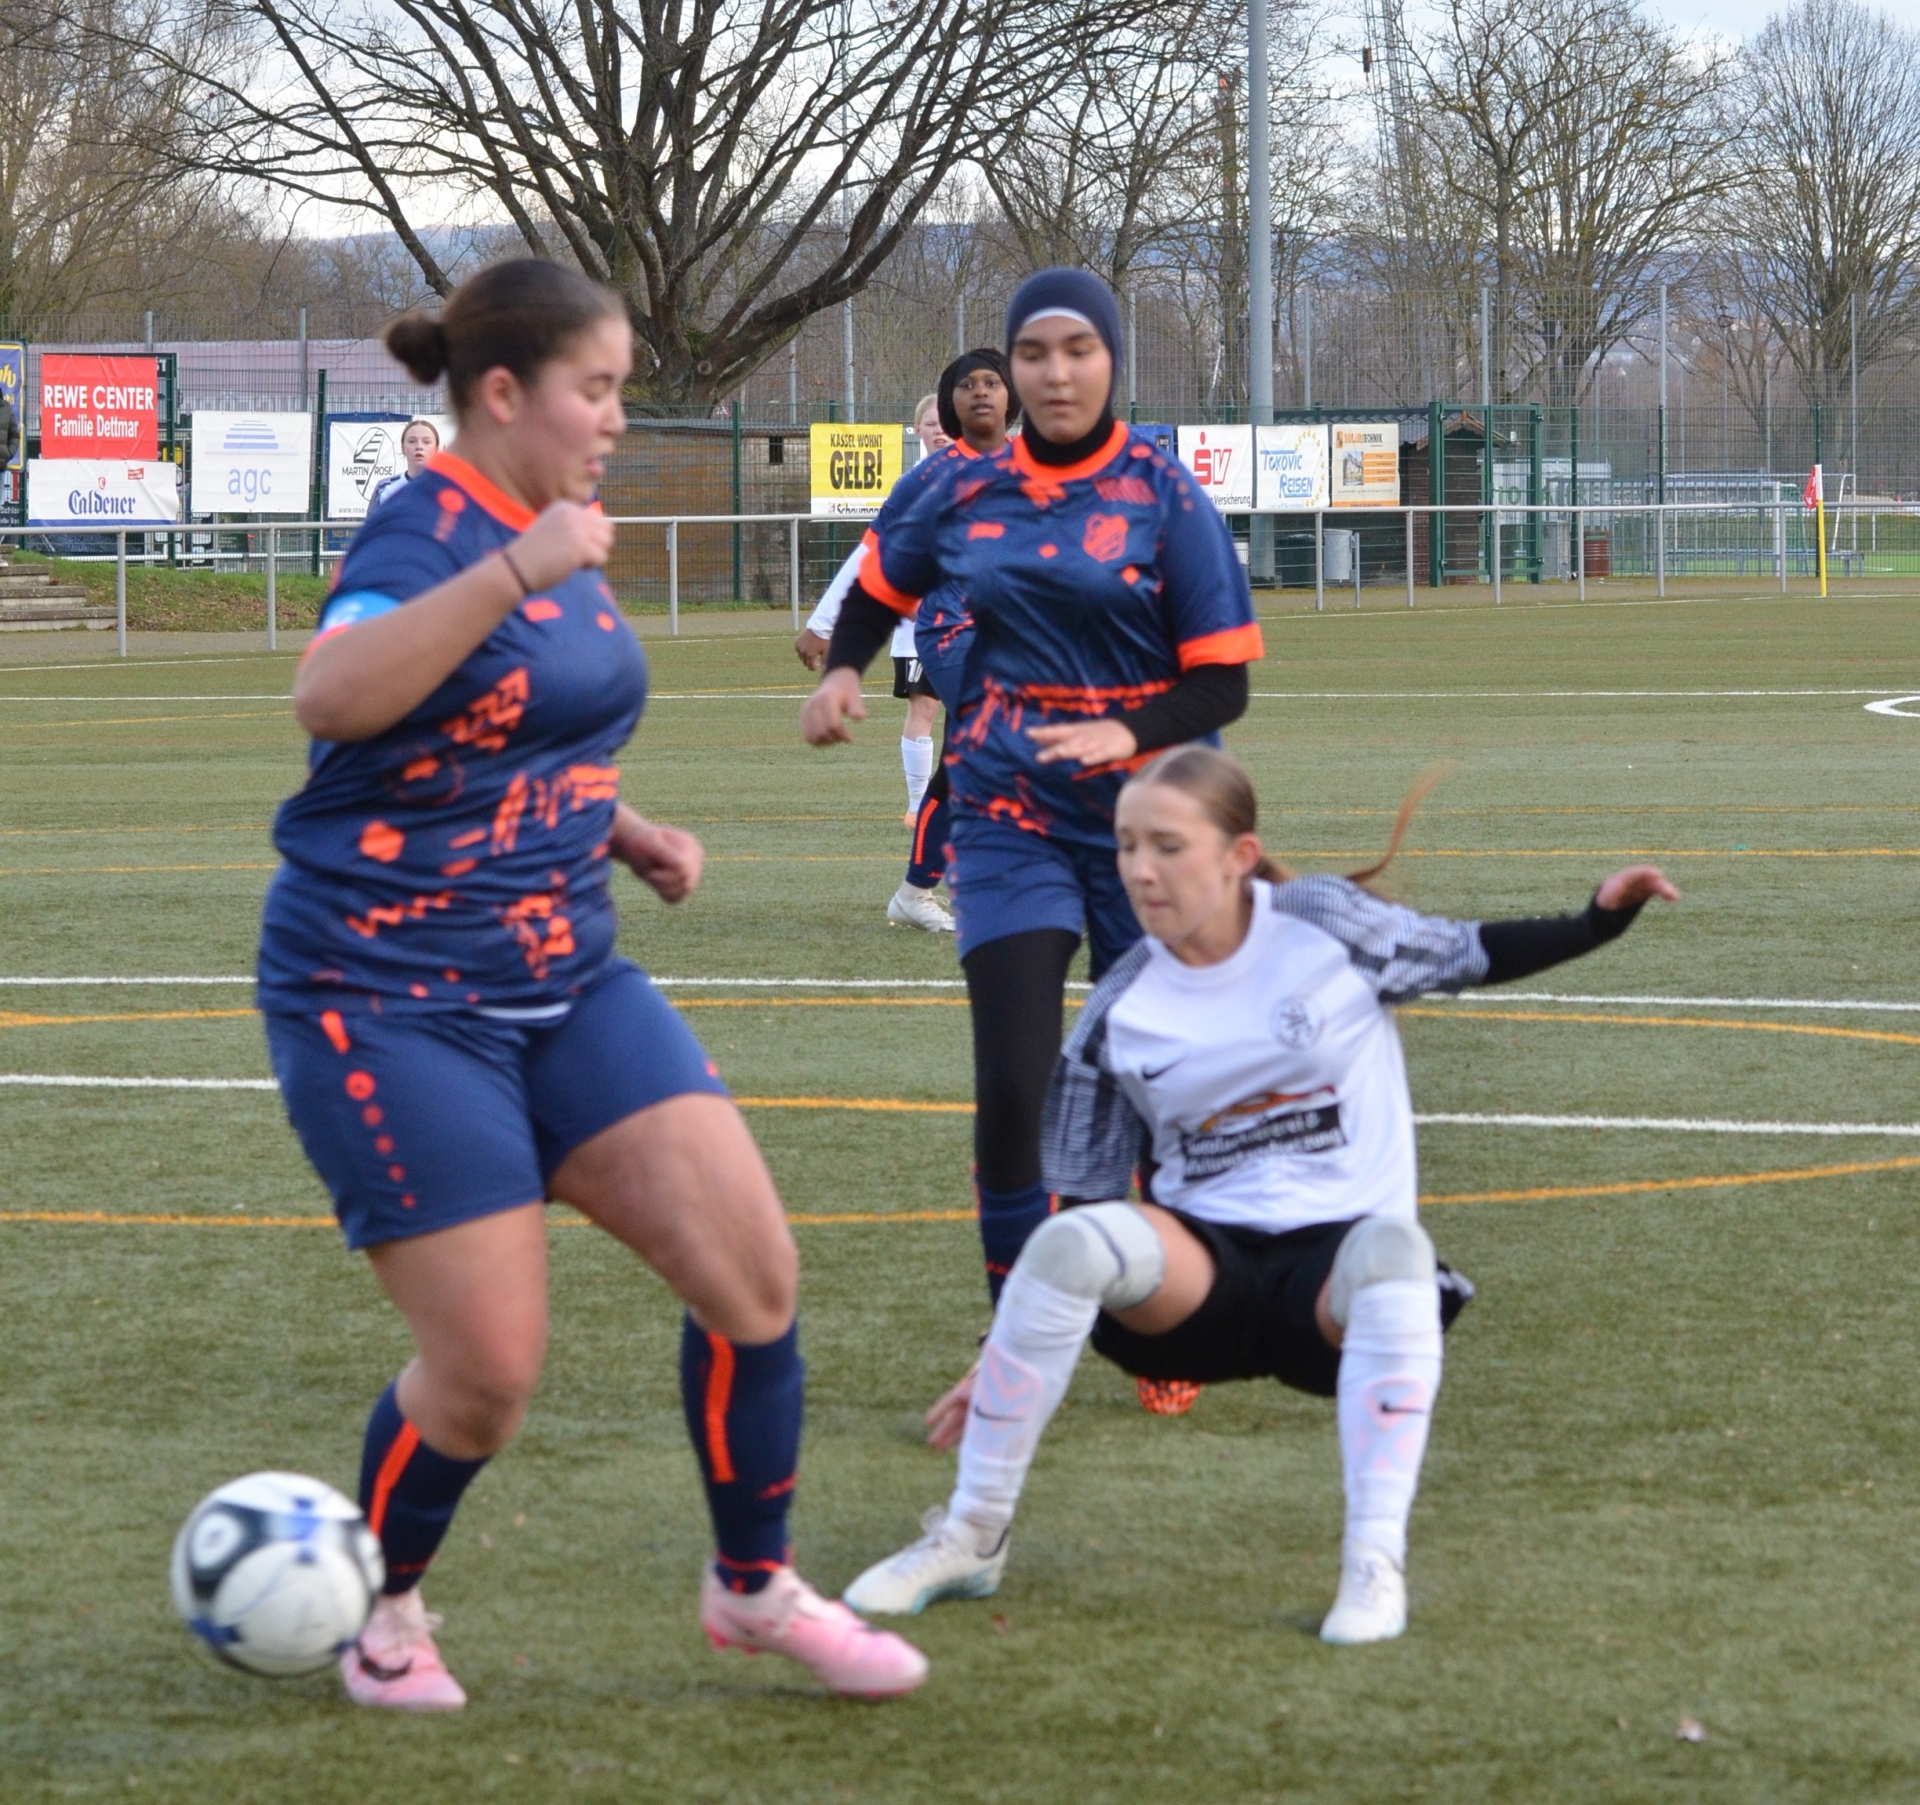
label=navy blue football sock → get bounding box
[680,1317,803,1595]
[358,1381,489,1596]
[905,789,949,889]
[977,1181,1055,1306]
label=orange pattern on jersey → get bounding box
[1094,475,1155,505]
[522,598,563,622]
[1082,512,1129,562]
[497,887,576,979]
[1177,623,1266,669]
[344,891,453,940]
[967,521,1005,539]
[358,820,404,863]
[441,667,529,753]
[491,771,530,854]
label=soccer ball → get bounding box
[170,1472,384,1676]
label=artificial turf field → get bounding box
[5,582,1920,1803]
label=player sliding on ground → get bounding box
[258,258,926,1710]
[844,746,1678,1643]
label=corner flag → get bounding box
[1804,464,1827,596]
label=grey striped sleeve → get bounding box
[1269,874,1488,1003]
[1039,941,1153,1202]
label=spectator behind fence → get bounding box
[369,417,441,509]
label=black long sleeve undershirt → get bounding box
[825,583,1250,751]
[1477,893,1643,985]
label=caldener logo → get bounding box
[66,471,143,516]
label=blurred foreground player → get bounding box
[845,747,1677,1642]
[258,257,926,1710]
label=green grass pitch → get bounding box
[4,581,1920,1802]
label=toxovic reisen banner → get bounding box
[28,459,181,527]
[40,354,160,460]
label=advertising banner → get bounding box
[0,343,23,470]
[28,459,180,526]
[40,354,159,459]
[190,412,312,515]
[1330,423,1401,507]
[1253,424,1330,512]
[1175,425,1255,512]
[326,416,457,520]
[809,423,904,516]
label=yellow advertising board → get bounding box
[1330,423,1401,507]
[809,423,905,516]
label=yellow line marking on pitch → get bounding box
[0,863,276,876]
[9,1154,1918,1230]
[1423,1153,1920,1206]
[734,1094,973,1113]
[0,1008,256,1028]
[0,711,285,729]
[1402,1005,1920,1051]
[680,997,968,1010]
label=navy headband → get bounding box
[937,348,1019,441]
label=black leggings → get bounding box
[961,928,1078,1193]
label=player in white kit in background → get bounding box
[845,745,1679,1643]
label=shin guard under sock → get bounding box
[1336,1280,1441,1567]
[905,788,949,889]
[976,1181,1054,1306]
[680,1317,803,1594]
[359,1382,489,1596]
[902,735,934,813]
[949,1265,1097,1535]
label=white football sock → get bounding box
[901,735,934,812]
[1336,1279,1441,1568]
[948,1266,1097,1537]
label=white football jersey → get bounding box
[1041,876,1489,1236]
[804,544,917,658]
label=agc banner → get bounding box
[1253,425,1330,512]
[190,412,312,515]
[809,423,904,516]
[28,459,180,526]
[1175,425,1255,512]
[40,354,159,460]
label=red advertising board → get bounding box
[40,354,159,459]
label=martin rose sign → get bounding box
[40,354,160,460]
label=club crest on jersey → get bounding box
[1269,999,1323,1049]
[1082,512,1129,563]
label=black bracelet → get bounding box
[499,547,532,598]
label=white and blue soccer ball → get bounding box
[170,1472,383,1676]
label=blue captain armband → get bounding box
[312,590,401,645]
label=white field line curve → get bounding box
[4,1072,1920,1140]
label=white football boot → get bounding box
[1318,1541,1407,1644]
[886,884,955,932]
[843,1508,1008,1615]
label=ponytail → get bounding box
[1125,746,1447,893]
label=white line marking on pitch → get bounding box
[1865,696,1920,717]
[4,1073,1919,1139]
[1252,689,1906,700]
[9,977,1920,1015]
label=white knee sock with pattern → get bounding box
[1336,1279,1441,1567]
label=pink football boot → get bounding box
[341,1590,467,1711]
[700,1564,929,1698]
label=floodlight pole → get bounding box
[1247,0,1275,585]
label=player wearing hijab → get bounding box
[259,258,926,1710]
[796,355,1017,930]
[842,747,1680,1641]
[801,271,1264,1342]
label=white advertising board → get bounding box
[1330,422,1401,507]
[1253,424,1330,512]
[326,417,457,521]
[1175,424,1255,512]
[190,412,312,515]
[28,459,180,527]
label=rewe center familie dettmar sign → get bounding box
[40,354,160,460]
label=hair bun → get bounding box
[385,312,450,383]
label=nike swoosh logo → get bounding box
[1376,1404,1427,1417]
[1141,1059,1186,1081]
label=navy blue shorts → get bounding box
[264,960,727,1250]
[945,813,1142,979]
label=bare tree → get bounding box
[1715,0,1920,409]
[1403,0,1731,402]
[160,0,1137,401]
